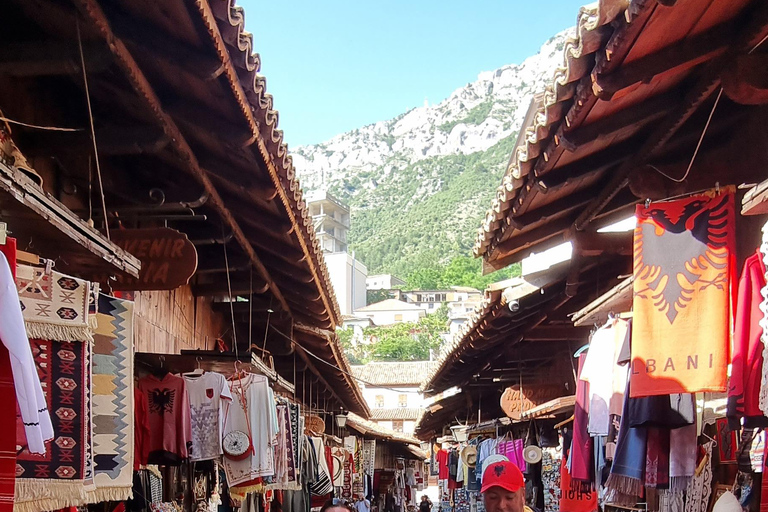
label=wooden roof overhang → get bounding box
[474,0,768,272]
[414,390,506,440]
[1,0,367,415]
[421,256,628,398]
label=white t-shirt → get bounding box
[223,374,279,486]
[580,319,629,436]
[183,372,232,461]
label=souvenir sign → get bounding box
[500,384,565,419]
[107,228,198,291]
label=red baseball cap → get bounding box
[481,461,524,493]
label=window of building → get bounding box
[392,420,404,433]
[375,395,384,408]
[394,314,403,321]
[398,394,408,407]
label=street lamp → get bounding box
[336,410,348,429]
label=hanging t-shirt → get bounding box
[437,449,449,480]
[183,372,232,461]
[579,319,629,436]
[222,373,279,486]
[134,387,151,470]
[138,373,192,465]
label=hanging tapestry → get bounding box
[684,442,713,512]
[16,265,93,342]
[716,417,738,463]
[559,455,597,512]
[630,189,735,397]
[342,453,352,499]
[541,447,562,512]
[85,294,134,502]
[363,440,376,477]
[15,339,92,512]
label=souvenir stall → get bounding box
[345,414,429,512]
[418,393,575,512]
[0,229,141,512]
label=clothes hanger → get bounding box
[183,356,205,377]
[153,355,168,378]
[700,431,718,447]
[554,415,574,429]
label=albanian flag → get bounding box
[630,188,735,397]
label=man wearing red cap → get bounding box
[481,461,532,512]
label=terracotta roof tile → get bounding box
[370,408,424,421]
[352,361,438,387]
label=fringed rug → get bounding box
[16,265,93,343]
[15,339,92,512]
[86,294,134,502]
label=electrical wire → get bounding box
[268,323,432,394]
[648,87,723,184]
[0,116,82,132]
[221,223,238,358]
[76,18,110,240]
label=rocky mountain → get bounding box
[292,30,573,281]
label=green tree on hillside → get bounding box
[340,305,449,362]
[404,255,520,291]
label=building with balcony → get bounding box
[306,190,350,254]
[351,361,437,434]
[366,274,406,291]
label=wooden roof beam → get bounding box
[511,186,597,229]
[0,41,111,76]
[523,325,593,341]
[105,4,225,81]
[575,3,768,231]
[594,19,735,99]
[205,170,279,205]
[18,124,170,157]
[574,230,633,257]
[70,0,293,317]
[191,271,270,297]
[166,100,256,149]
[560,90,681,150]
[489,215,576,270]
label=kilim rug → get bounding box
[15,339,92,512]
[85,294,134,502]
[362,440,375,477]
[631,189,736,397]
[16,265,93,343]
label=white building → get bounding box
[367,274,406,291]
[306,190,350,254]
[354,298,425,325]
[306,190,368,316]
[399,286,483,314]
[324,252,368,316]
[352,361,437,434]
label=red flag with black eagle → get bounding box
[630,188,736,397]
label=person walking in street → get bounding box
[419,495,433,512]
[355,494,371,512]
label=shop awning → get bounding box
[3,0,367,416]
[0,159,140,280]
[743,178,768,215]
[474,0,768,272]
[346,412,422,447]
[420,263,606,398]
[571,277,633,327]
[518,395,575,421]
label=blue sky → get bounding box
[239,0,586,147]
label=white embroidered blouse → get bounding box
[0,252,53,454]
